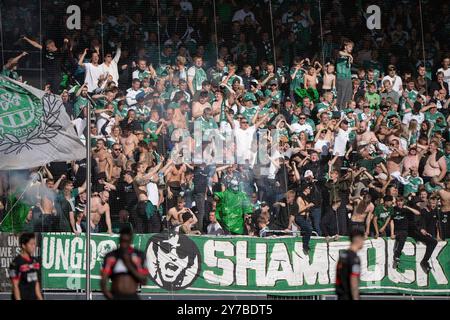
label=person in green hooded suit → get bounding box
[214,179,253,235]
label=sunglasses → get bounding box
[299,117,306,120]
[159,240,189,259]
[114,148,121,151]
[241,121,249,124]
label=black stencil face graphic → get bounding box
[146,232,201,290]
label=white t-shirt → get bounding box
[382,75,403,94]
[333,128,350,156]
[291,123,313,136]
[437,67,450,86]
[314,139,330,156]
[402,112,424,126]
[84,63,104,92]
[100,47,121,85]
[234,125,256,163]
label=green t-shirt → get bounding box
[374,205,394,229]
[95,98,118,110]
[74,96,89,117]
[356,157,384,175]
[336,55,352,79]
[290,67,304,91]
[425,111,447,133]
[114,105,129,119]
[144,119,159,136]
[241,106,258,123]
[401,89,418,111]
[365,92,381,110]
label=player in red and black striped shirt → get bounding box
[335,229,365,300]
[100,226,149,300]
[9,233,43,300]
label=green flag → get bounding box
[0,193,31,232]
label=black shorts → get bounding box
[350,221,365,233]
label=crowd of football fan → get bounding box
[0,1,449,255]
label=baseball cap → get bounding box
[269,79,278,86]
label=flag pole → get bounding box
[86,99,92,300]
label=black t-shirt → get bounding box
[438,211,449,239]
[55,196,73,232]
[9,255,40,300]
[193,167,208,194]
[335,249,360,299]
[118,179,138,209]
[391,207,412,232]
[420,208,438,237]
[276,198,299,228]
[43,47,63,76]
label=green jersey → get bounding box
[336,55,352,79]
[74,96,89,117]
[365,92,381,110]
[241,106,258,123]
[374,205,394,229]
[290,67,304,91]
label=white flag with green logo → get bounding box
[0,76,85,169]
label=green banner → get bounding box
[40,233,450,296]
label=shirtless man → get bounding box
[90,190,113,234]
[166,163,186,210]
[316,112,336,142]
[356,121,378,147]
[350,193,374,238]
[111,143,127,171]
[437,181,450,220]
[166,196,189,230]
[120,126,139,159]
[386,138,407,183]
[93,139,113,180]
[192,91,211,119]
[423,140,447,182]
